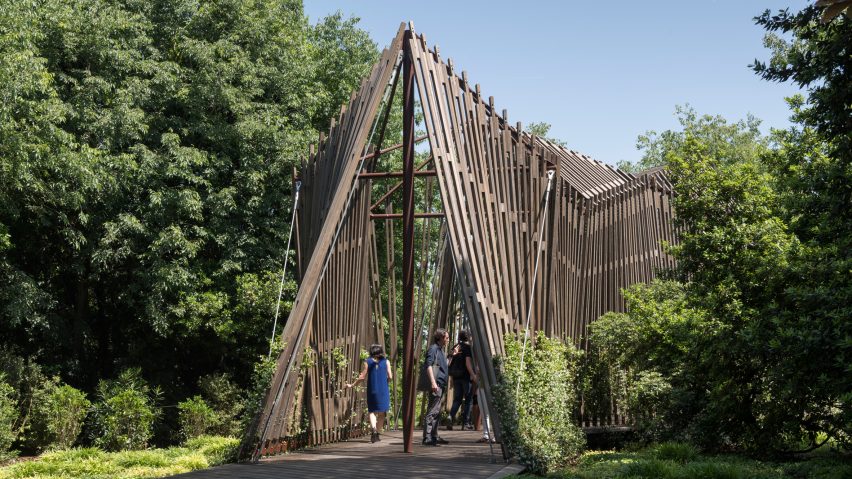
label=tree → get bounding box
[815,0,852,22]
[609,4,852,446]
[752,4,851,449]
[618,105,766,174]
[585,281,701,441]
[663,130,802,450]
[595,103,841,451]
[526,121,567,147]
[0,0,378,427]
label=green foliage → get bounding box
[0,351,87,453]
[663,124,800,450]
[583,281,697,441]
[627,371,672,437]
[327,346,348,390]
[493,332,585,474]
[33,384,90,451]
[183,435,239,466]
[309,12,378,131]
[527,121,568,147]
[590,72,850,449]
[623,458,679,478]
[91,370,160,451]
[0,0,377,436]
[629,7,852,450]
[177,396,218,441]
[653,442,699,463]
[241,349,280,434]
[752,5,852,451]
[605,94,850,451]
[618,105,766,174]
[679,461,750,479]
[0,436,239,478]
[0,378,17,462]
[197,373,243,437]
[508,446,852,479]
[0,350,64,453]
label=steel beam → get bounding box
[369,156,435,211]
[371,212,445,220]
[358,170,437,179]
[401,28,416,454]
[362,135,429,161]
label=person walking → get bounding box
[447,329,476,430]
[346,344,392,443]
[421,328,449,446]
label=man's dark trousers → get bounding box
[422,388,443,443]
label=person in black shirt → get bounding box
[447,329,477,430]
[421,328,449,446]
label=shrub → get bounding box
[0,377,18,461]
[624,458,679,478]
[0,351,91,453]
[0,349,55,452]
[629,371,673,439]
[582,281,699,443]
[782,456,852,479]
[91,369,161,451]
[35,384,91,450]
[198,373,244,436]
[492,332,586,474]
[16,376,56,453]
[178,396,219,441]
[241,349,280,434]
[654,441,699,463]
[185,435,239,465]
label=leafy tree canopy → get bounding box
[618,105,767,174]
[0,0,377,410]
[589,5,850,452]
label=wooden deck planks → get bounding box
[176,430,509,479]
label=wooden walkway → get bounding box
[171,429,524,479]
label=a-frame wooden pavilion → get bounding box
[241,23,676,460]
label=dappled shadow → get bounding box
[170,429,511,479]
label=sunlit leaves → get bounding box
[0,0,377,401]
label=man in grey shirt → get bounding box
[422,328,449,445]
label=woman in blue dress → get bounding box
[346,344,392,443]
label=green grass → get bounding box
[0,436,239,479]
[507,443,852,479]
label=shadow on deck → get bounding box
[169,429,524,479]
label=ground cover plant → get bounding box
[0,436,238,479]
[507,442,852,479]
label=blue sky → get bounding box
[304,0,808,166]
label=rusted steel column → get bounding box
[401,28,416,454]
